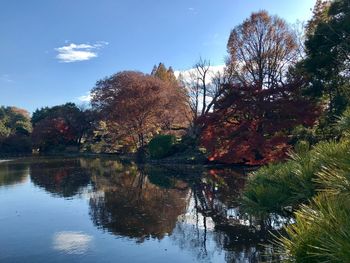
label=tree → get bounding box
[199,11,319,165]
[0,106,31,136]
[227,10,298,89]
[31,103,91,152]
[303,0,350,115]
[0,106,32,154]
[151,63,191,132]
[151,63,179,85]
[179,59,231,138]
[91,71,189,150]
[200,82,319,165]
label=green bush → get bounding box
[291,125,317,145]
[242,140,350,217]
[242,161,297,217]
[293,140,310,154]
[148,134,176,159]
[247,139,350,261]
[337,107,350,138]
[277,193,350,263]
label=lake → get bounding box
[0,157,280,262]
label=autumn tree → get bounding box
[200,11,320,164]
[151,63,191,132]
[201,82,320,164]
[151,63,178,85]
[91,71,189,150]
[227,10,298,89]
[31,103,91,152]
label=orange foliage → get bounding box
[91,71,189,148]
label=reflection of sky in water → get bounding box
[53,231,93,254]
[0,158,280,262]
[178,194,215,231]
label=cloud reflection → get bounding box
[53,231,93,254]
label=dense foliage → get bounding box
[304,0,350,116]
[242,109,350,261]
[200,82,319,165]
[0,106,32,154]
[31,103,92,153]
[237,2,350,261]
[91,70,189,151]
[148,134,176,159]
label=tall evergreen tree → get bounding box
[304,0,350,115]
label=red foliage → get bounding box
[31,103,91,152]
[32,117,77,151]
[199,82,320,165]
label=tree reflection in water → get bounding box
[84,159,281,262]
[0,161,29,187]
[83,158,189,241]
[30,158,91,198]
[170,168,281,262]
[22,157,281,262]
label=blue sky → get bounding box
[0,0,316,112]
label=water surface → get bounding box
[0,157,278,262]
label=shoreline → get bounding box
[0,152,259,170]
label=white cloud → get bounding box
[174,64,226,84]
[175,65,226,112]
[53,231,93,254]
[78,92,92,102]
[55,41,108,63]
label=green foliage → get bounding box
[277,193,350,262]
[148,134,176,159]
[247,116,350,261]
[0,135,32,154]
[0,106,32,154]
[337,107,350,138]
[290,125,317,145]
[242,139,350,217]
[0,106,31,135]
[241,157,314,218]
[0,121,11,138]
[304,0,350,115]
[293,140,310,154]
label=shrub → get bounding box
[241,140,350,217]
[291,125,317,145]
[242,161,297,217]
[0,134,32,154]
[276,194,350,263]
[148,134,176,159]
[272,139,350,261]
[293,140,310,154]
[337,107,350,138]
